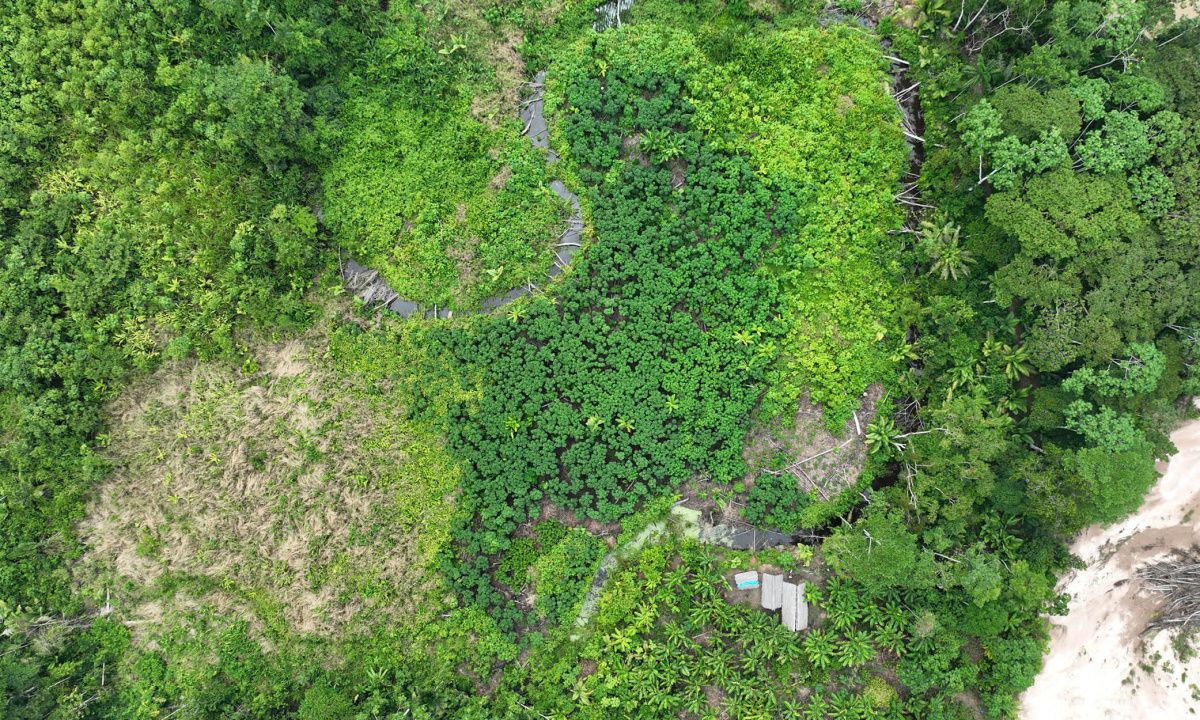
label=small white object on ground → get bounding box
[733,571,760,589]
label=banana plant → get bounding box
[835,629,876,668]
[803,629,837,670]
[865,415,904,457]
[803,695,831,720]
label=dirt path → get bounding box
[1020,412,1200,719]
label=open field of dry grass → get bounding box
[73,308,461,641]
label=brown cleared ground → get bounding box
[74,310,459,641]
[742,384,884,501]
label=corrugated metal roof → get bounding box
[761,573,783,611]
[781,581,808,632]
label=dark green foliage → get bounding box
[435,27,799,621]
[0,0,383,614]
[872,0,1200,713]
[431,17,911,637]
[498,538,540,589]
[743,471,815,531]
[533,528,605,623]
[536,519,569,549]
[1070,444,1159,525]
[497,520,571,590]
[3,0,1198,716]
[298,679,354,720]
[990,85,1081,141]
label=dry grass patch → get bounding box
[75,318,458,640]
[470,29,527,127]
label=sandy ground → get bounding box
[1021,414,1200,719]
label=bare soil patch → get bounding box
[742,384,884,501]
[471,29,527,127]
[1021,412,1200,718]
[75,319,457,641]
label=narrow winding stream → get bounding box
[339,0,665,316]
[339,72,584,318]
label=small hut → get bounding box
[780,581,808,632]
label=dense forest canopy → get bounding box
[0,0,1197,717]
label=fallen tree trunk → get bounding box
[1137,548,1200,632]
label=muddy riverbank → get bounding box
[1021,411,1200,718]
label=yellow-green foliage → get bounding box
[327,314,481,435]
[324,91,569,309]
[693,27,902,182]
[864,674,899,708]
[695,27,909,427]
[546,25,907,430]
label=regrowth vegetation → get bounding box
[2,0,1198,718]
[76,313,459,637]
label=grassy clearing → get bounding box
[74,303,461,641]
